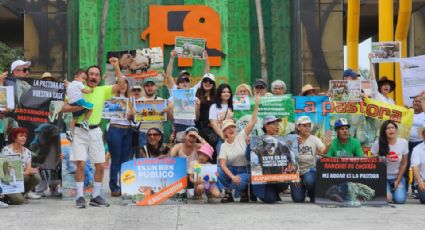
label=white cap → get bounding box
[296,116,312,125]
[202,73,215,82]
[10,60,31,72]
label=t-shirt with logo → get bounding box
[326,137,363,158]
[296,135,325,175]
[410,142,425,181]
[371,138,408,179]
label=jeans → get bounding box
[216,138,224,155]
[290,169,316,203]
[217,165,249,195]
[5,174,41,205]
[387,177,407,204]
[260,183,288,204]
[174,123,190,134]
[138,132,147,148]
[107,126,133,192]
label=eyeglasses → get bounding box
[16,68,30,73]
[147,133,160,137]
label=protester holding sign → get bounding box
[235,84,253,97]
[411,124,425,204]
[371,120,408,204]
[291,116,327,203]
[218,94,259,203]
[139,128,170,158]
[326,118,363,157]
[1,127,41,205]
[368,54,395,105]
[195,74,216,151]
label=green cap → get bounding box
[143,78,156,86]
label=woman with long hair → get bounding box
[371,120,408,204]
[139,128,170,158]
[195,74,216,151]
[106,78,134,197]
[209,83,234,156]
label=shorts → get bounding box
[70,99,93,117]
[70,126,105,164]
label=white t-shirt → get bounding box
[409,112,425,142]
[411,142,425,181]
[209,104,232,122]
[371,138,408,179]
[1,144,32,171]
[67,80,85,104]
[218,130,248,166]
[296,135,325,175]
[372,80,395,105]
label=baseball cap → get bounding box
[132,85,142,90]
[262,115,282,126]
[296,116,312,125]
[221,119,236,132]
[179,70,190,77]
[143,78,156,86]
[11,60,31,72]
[41,72,54,80]
[253,79,267,88]
[343,69,360,78]
[177,75,191,84]
[202,73,215,82]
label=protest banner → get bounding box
[121,157,187,206]
[105,47,164,86]
[399,54,425,107]
[315,157,387,207]
[60,133,95,200]
[233,95,250,111]
[294,96,332,145]
[370,41,401,63]
[193,163,218,183]
[234,95,295,136]
[102,97,129,120]
[0,86,15,111]
[329,80,362,102]
[134,99,167,122]
[4,77,65,169]
[172,89,196,120]
[0,155,24,195]
[250,135,299,184]
[174,36,206,59]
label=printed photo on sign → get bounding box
[250,135,299,184]
[233,95,250,111]
[102,97,129,120]
[0,86,15,111]
[175,36,206,59]
[370,41,401,63]
[105,48,164,86]
[121,158,187,206]
[134,99,167,122]
[0,155,24,195]
[329,80,361,102]
[315,157,387,207]
[172,89,196,120]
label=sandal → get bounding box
[220,188,234,203]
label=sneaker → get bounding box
[26,192,41,200]
[81,121,90,131]
[90,196,110,207]
[76,196,86,208]
[0,200,8,208]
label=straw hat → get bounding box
[300,84,320,96]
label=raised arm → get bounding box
[203,50,210,74]
[368,53,376,81]
[166,50,177,90]
[244,94,260,135]
[110,57,126,94]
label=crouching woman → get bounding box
[218,95,259,203]
[1,128,41,205]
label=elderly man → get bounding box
[0,60,31,86]
[271,80,287,95]
[253,79,273,97]
[62,58,126,208]
[326,118,363,157]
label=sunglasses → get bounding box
[16,68,30,73]
[202,79,214,84]
[132,88,141,92]
[147,133,160,137]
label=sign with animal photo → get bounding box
[60,133,95,200]
[4,77,65,170]
[102,97,129,120]
[315,157,387,207]
[329,80,362,102]
[250,135,299,184]
[233,95,250,111]
[370,41,401,63]
[134,99,167,122]
[175,36,206,59]
[121,157,187,206]
[0,155,24,194]
[172,89,195,120]
[105,48,164,86]
[193,163,217,183]
[0,86,15,111]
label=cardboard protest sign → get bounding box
[234,95,295,136]
[0,86,15,111]
[61,133,95,200]
[0,155,24,194]
[105,48,164,86]
[250,135,299,184]
[329,80,362,102]
[172,89,196,120]
[370,41,401,63]
[399,54,425,107]
[233,95,250,111]
[175,36,206,59]
[315,157,387,207]
[121,158,187,206]
[4,77,64,169]
[102,97,129,120]
[134,99,167,122]
[193,163,217,183]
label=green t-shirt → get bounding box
[326,137,364,157]
[77,85,113,125]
